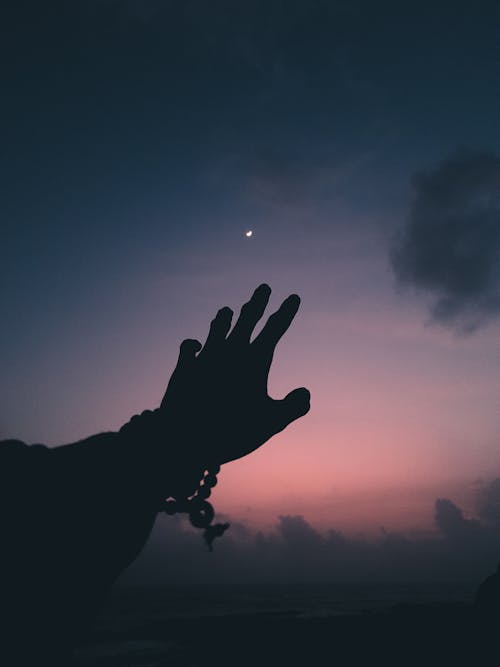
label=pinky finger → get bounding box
[177,338,203,364]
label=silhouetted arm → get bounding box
[0,284,310,662]
[0,430,207,664]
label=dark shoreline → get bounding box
[75,598,495,666]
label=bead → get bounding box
[198,484,211,500]
[164,500,177,515]
[189,500,215,528]
[204,474,218,488]
[203,523,230,552]
[160,466,227,547]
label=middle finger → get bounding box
[227,283,272,345]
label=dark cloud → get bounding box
[391,151,500,332]
[434,498,481,540]
[239,150,373,211]
[476,478,500,527]
[121,491,500,586]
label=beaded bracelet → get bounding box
[161,464,230,551]
[120,412,229,550]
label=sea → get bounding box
[74,581,478,666]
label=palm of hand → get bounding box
[161,284,310,465]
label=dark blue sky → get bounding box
[3,1,500,533]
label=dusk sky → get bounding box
[3,1,500,541]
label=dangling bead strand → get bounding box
[160,465,230,550]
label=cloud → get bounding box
[391,151,500,332]
[434,498,481,540]
[240,150,374,212]
[476,478,500,526]
[120,491,500,586]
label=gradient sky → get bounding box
[3,1,500,535]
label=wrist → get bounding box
[120,410,228,549]
[119,408,206,501]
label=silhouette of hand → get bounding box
[160,284,310,466]
[0,285,310,662]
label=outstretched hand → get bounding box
[160,284,310,466]
[1,285,310,662]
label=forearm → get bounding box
[53,410,205,507]
[0,413,206,586]
[0,433,157,573]
[0,419,206,658]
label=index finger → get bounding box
[251,293,300,351]
[227,283,272,344]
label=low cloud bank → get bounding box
[122,479,500,585]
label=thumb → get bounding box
[161,339,202,408]
[272,387,311,433]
